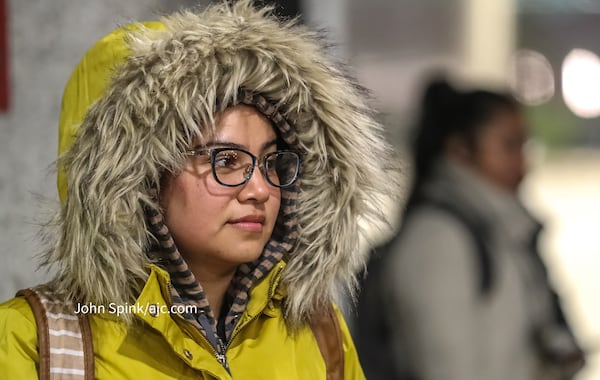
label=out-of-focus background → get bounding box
[0,0,598,378]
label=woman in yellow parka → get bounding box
[0,1,396,379]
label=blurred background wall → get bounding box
[0,0,598,378]
[0,0,206,299]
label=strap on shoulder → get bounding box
[16,286,95,380]
[16,288,51,380]
[78,312,95,379]
[310,303,345,380]
[417,199,494,295]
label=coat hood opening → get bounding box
[45,0,398,327]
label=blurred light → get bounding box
[562,48,600,119]
[509,49,555,106]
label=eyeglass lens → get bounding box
[212,149,299,187]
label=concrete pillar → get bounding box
[0,0,205,302]
[302,0,349,59]
[460,0,517,87]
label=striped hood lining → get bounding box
[145,90,300,341]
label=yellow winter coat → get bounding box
[0,264,364,379]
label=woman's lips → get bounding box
[228,215,265,232]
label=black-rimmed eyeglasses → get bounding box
[184,147,301,188]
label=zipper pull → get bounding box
[216,340,231,373]
[216,353,228,366]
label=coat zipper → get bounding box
[224,264,285,352]
[179,315,232,375]
[196,313,231,373]
[164,264,284,375]
[165,283,231,374]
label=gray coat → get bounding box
[358,159,582,380]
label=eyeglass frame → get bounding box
[184,146,301,188]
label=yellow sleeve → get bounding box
[333,305,366,380]
[0,296,39,379]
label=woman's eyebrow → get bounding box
[198,141,245,150]
[194,139,279,151]
[261,139,278,151]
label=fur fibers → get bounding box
[44,0,398,328]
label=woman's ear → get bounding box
[445,135,472,164]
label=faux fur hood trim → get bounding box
[45,0,398,327]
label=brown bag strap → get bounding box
[17,288,51,380]
[16,286,95,380]
[310,303,345,380]
[78,312,95,380]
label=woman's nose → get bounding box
[238,165,271,203]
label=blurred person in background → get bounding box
[356,76,585,380]
[0,1,395,378]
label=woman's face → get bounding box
[160,105,281,276]
[451,107,528,194]
[469,108,528,193]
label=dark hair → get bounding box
[409,76,519,203]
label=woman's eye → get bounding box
[214,151,239,168]
[265,156,278,172]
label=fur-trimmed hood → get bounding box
[47,0,396,327]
